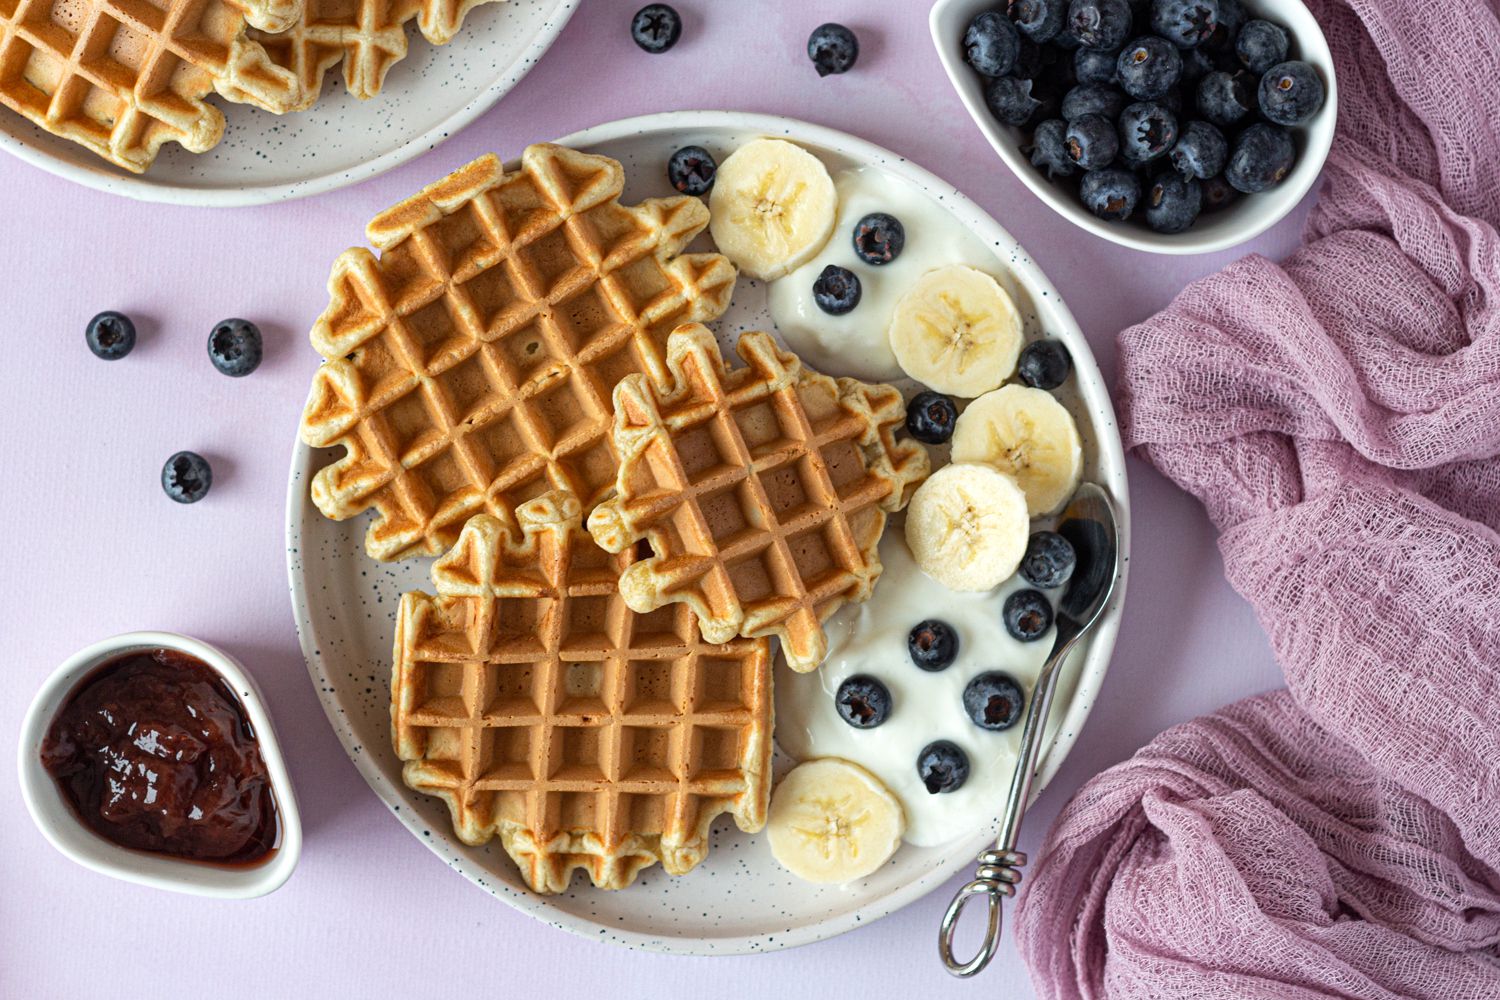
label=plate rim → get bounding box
[0,0,579,208]
[284,109,1132,955]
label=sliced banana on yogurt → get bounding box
[708,138,837,280]
[887,263,1022,397]
[951,384,1083,516]
[767,758,906,884]
[904,462,1030,591]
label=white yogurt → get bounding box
[775,526,1053,847]
[767,167,1001,383]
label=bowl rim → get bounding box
[928,0,1340,255]
[16,630,303,898]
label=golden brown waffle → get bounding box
[298,144,737,562]
[588,325,930,673]
[393,491,773,893]
[0,0,303,172]
[238,0,504,110]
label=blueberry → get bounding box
[1067,0,1132,49]
[836,675,891,729]
[1065,113,1119,170]
[1026,119,1078,179]
[1021,530,1077,588]
[85,311,135,360]
[1073,45,1119,85]
[985,75,1044,125]
[1004,589,1054,641]
[630,4,680,53]
[1018,339,1072,390]
[1080,167,1140,220]
[1180,46,1215,84]
[1226,123,1295,193]
[1201,172,1239,212]
[963,11,1020,77]
[905,392,959,445]
[1151,0,1218,47]
[1168,120,1228,179]
[1235,19,1288,75]
[1061,82,1126,121]
[667,145,716,195]
[917,740,970,794]
[1010,0,1066,43]
[963,672,1026,730]
[1145,171,1202,233]
[162,451,212,504]
[808,22,858,76]
[1196,70,1254,128]
[852,212,905,265]
[1116,36,1181,100]
[812,265,861,316]
[207,319,263,377]
[1206,0,1245,49]
[1258,60,1324,126]
[1118,101,1178,163]
[908,619,960,671]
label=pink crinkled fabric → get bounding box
[1012,1,1500,998]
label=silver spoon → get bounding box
[937,482,1122,978]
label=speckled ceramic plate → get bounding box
[0,0,577,206]
[285,111,1130,954]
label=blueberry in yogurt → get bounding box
[918,740,970,794]
[851,212,905,265]
[1021,530,1077,589]
[836,675,891,729]
[963,672,1026,730]
[1004,589,1054,641]
[812,265,861,315]
[908,619,959,671]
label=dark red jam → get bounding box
[39,648,278,865]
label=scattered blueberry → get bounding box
[1118,101,1178,162]
[162,451,212,504]
[1064,113,1119,169]
[1168,120,1228,178]
[808,22,858,76]
[985,75,1044,125]
[1150,0,1218,48]
[1011,0,1067,43]
[207,319,263,377]
[1021,530,1078,588]
[1026,119,1078,178]
[1061,82,1126,121]
[1004,589,1054,641]
[630,4,680,53]
[85,311,135,360]
[964,11,1021,77]
[852,212,905,265]
[1225,122,1295,192]
[1201,172,1239,212]
[917,740,970,794]
[1235,19,1288,75]
[1018,339,1072,389]
[667,145,716,195]
[908,619,960,671]
[1195,69,1254,127]
[1116,36,1181,100]
[1067,0,1132,50]
[836,675,891,729]
[1080,167,1140,220]
[812,265,861,316]
[1145,171,1203,233]
[1073,44,1119,84]
[963,672,1026,730]
[905,392,959,446]
[1258,60,1324,126]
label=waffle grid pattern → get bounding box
[589,325,929,672]
[299,145,737,561]
[393,491,772,893]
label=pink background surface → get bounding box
[0,1,1303,995]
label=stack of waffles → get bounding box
[298,143,932,893]
[0,0,509,171]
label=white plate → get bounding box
[0,0,577,206]
[285,110,1131,954]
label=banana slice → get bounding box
[887,264,1023,397]
[708,138,837,280]
[767,758,905,884]
[951,384,1083,516]
[904,462,1029,591]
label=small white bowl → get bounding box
[930,0,1338,254]
[18,631,302,898]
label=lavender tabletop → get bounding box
[0,1,1301,995]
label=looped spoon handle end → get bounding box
[938,849,1027,977]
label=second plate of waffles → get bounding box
[288,110,1129,953]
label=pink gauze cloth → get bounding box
[1013,1,1500,998]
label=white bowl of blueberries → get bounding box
[930,0,1337,253]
